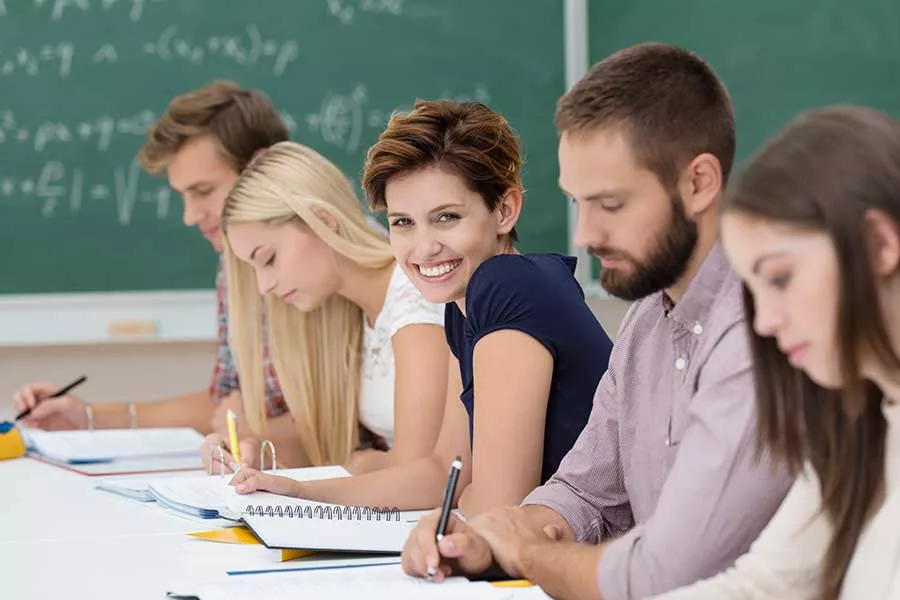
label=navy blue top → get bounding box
[445,253,613,484]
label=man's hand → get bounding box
[402,510,496,582]
[468,507,564,578]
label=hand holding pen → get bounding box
[400,456,495,582]
[12,376,89,430]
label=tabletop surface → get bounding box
[2,452,550,599]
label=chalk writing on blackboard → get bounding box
[31,0,167,23]
[2,158,172,224]
[142,24,299,76]
[327,0,406,25]
[304,83,493,153]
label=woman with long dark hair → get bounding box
[655,106,900,599]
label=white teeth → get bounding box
[419,261,459,277]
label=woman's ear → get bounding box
[311,206,341,234]
[865,209,900,277]
[496,187,523,236]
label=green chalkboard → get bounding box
[587,0,900,280]
[590,0,900,165]
[0,0,566,294]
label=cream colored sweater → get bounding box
[653,402,900,600]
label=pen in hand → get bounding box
[14,375,88,421]
[428,455,463,578]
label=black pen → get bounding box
[15,375,88,421]
[436,456,462,542]
[429,455,462,578]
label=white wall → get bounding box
[0,341,215,419]
[0,298,630,419]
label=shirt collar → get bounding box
[660,243,734,333]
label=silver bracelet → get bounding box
[128,402,138,429]
[84,404,94,431]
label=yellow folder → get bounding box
[188,526,317,562]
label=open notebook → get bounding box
[21,427,204,464]
[97,465,353,519]
[101,465,428,553]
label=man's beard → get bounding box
[591,194,698,301]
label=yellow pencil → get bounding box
[492,580,534,588]
[226,409,241,466]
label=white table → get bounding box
[1,457,219,599]
[1,456,549,599]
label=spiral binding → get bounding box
[242,504,402,521]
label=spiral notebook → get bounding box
[241,503,420,554]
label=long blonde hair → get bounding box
[223,141,395,466]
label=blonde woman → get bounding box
[230,101,610,517]
[203,141,448,474]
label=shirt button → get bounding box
[675,357,687,371]
[693,322,703,335]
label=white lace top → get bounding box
[358,264,445,446]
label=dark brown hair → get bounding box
[140,80,289,174]
[727,106,900,599]
[362,99,523,242]
[556,42,735,191]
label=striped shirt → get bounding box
[209,255,287,418]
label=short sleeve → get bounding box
[464,255,571,360]
[384,267,445,338]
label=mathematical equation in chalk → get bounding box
[0,0,407,25]
[0,42,75,78]
[0,109,155,152]
[304,83,492,153]
[0,109,303,153]
[0,159,174,225]
[10,0,406,25]
[27,0,167,23]
[326,0,407,25]
[142,24,298,76]
[0,25,298,79]
[0,82,491,155]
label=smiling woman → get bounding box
[252,99,610,516]
[220,141,449,482]
[226,101,613,517]
[366,99,613,512]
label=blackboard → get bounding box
[0,0,567,294]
